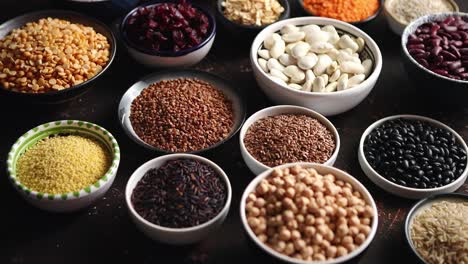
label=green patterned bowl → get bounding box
[7,120,120,212]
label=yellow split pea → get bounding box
[16,135,111,194]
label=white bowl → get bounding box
[250,17,382,116]
[358,115,468,199]
[125,153,232,245]
[120,2,216,68]
[240,163,379,264]
[7,120,120,213]
[239,105,340,175]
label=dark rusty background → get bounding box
[0,1,467,263]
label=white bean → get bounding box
[270,69,289,82]
[309,41,334,54]
[348,74,366,87]
[326,61,339,75]
[362,59,372,77]
[281,24,300,35]
[337,50,360,64]
[285,42,298,55]
[282,32,306,43]
[320,74,329,85]
[270,39,286,59]
[313,54,332,76]
[321,25,340,44]
[337,74,348,90]
[324,82,338,92]
[289,83,303,90]
[327,49,340,60]
[267,58,285,71]
[302,79,313,92]
[355,37,365,53]
[269,75,287,86]
[279,54,297,66]
[305,69,315,82]
[258,49,270,60]
[305,30,329,44]
[284,65,305,83]
[258,58,268,72]
[291,42,310,59]
[298,54,318,70]
[338,35,359,52]
[340,61,365,74]
[329,69,341,82]
[264,33,281,49]
[312,76,326,92]
[301,24,321,34]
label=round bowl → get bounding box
[125,153,232,245]
[239,105,340,175]
[240,163,379,264]
[250,17,383,116]
[7,120,120,213]
[118,69,246,154]
[215,0,290,37]
[404,193,468,264]
[297,0,383,26]
[120,0,216,68]
[384,0,459,35]
[0,10,116,104]
[358,114,468,199]
[401,12,468,104]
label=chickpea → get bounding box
[297,172,308,182]
[256,181,269,194]
[349,226,360,236]
[255,197,265,207]
[277,187,286,197]
[313,253,326,261]
[324,205,335,216]
[337,197,348,207]
[336,246,348,257]
[350,216,360,226]
[304,226,316,237]
[291,230,301,241]
[337,224,349,236]
[290,165,301,175]
[342,235,353,245]
[337,207,347,217]
[317,224,328,235]
[266,204,275,214]
[364,205,374,218]
[247,193,257,203]
[321,239,331,249]
[345,243,356,252]
[302,188,314,198]
[282,198,295,210]
[294,239,306,251]
[295,183,306,194]
[324,230,334,241]
[285,242,295,255]
[272,168,283,177]
[347,207,358,216]
[260,208,266,216]
[248,217,260,228]
[285,187,295,198]
[315,217,325,226]
[305,215,315,225]
[284,176,296,187]
[361,217,371,226]
[275,240,286,252]
[296,214,305,223]
[326,245,337,258]
[303,175,314,185]
[287,219,298,230]
[359,225,371,236]
[313,233,323,244]
[324,173,335,182]
[335,180,344,186]
[283,210,294,221]
[249,207,260,217]
[318,208,327,217]
[267,227,276,236]
[355,233,366,245]
[280,228,292,241]
[272,177,284,186]
[306,168,318,176]
[258,234,268,243]
[355,205,365,214]
[352,191,362,198]
[337,217,347,226]
[301,246,314,259]
[292,253,303,260]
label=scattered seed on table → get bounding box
[364,118,467,188]
[131,158,227,228]
[130,78,234,153]
[244,114,336,167]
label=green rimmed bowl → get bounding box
[7,120,120,212]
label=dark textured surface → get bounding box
[0,1,467,263]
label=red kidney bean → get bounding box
[454,67,465,74]
[449,45,461,58]
[460,72,468,78]
[431,46,442,56]
[442,24,458,32]
[443,17,456,25]
[459,31,468,40]
[430,25,441,35]
[410,49,426,55]
[434,69,449,75]
[450,40,463,47]
[408,44,425,50]
[408,38,422,45]
[440,50,457,60]
[417,58,429,68]
[447,61,462,70]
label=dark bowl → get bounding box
[296,0,383,26]
[118,69,246,155]
[404,193,468,264]
[215,0,290,37]
[53,0,139,21]
[0,10,116,104]
[401,12,468,105]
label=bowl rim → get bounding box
[125,153,232,233]
[401,12,468,84]
[6,120,121,201]
[296,0,384,25]
[215,0,290,30]
[118,69,246,154]
[358,114,468,193]
[240,162,379,264]
[120,0,216,57]
[250,16,383,97]
[384,0,459,27]
[239,105,341,171]
[404,192,468,264]
[0,9,116,97]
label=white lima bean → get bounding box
[291,42,310,59]
[305,30,329,44]
[270,39,286,59]
[362,59,373,77]
[270,69,289,82]
[309,41,334,54]
[258,58,268,72]
[289,83,303,90]
[302,79,313,91]
[321,25,340,44]
[313,54,332,76]
[324,82,338,92]
[348,74,365,87]
[279,54,297,66]
[270,75,287,86]
[329,69,341,83]
[305,69,315,82]
[264,33,281,50]
[298,54,318,70]
[284,65,305,83]
[258,49,270,60]
[320,73,329,85]
[326,61,339,75]
[282,32,306,43]
[267,58,284,71]
[338,35,359,52]
[281,24,300,35]
[312,76,325,92]
[337,74,349,90]
[340,61,365,74]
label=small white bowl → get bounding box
[239,105,340,175]
[120,2,216,68]
[250,17,383,116]
[358,115,468,199]
[383,0,459,36]
[240,163,379,264]
[125,153,232,245]
[7,120,120,213]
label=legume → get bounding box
[16,135,111,194]
[258,24,372,93]
[407,16,468,81]
[0,18,110,93]
[364,118,467,188]
[246,165,374,261]
[410,199,468,264]
[130,78,234,152]
[131,158,227,228]
[387,0,455,25]
[244,114,335,167]
[302,0,379,23]
[222,0,285,26]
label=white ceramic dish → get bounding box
[358,115,468,199]
[240,163,379,264]
[383,0,459,36]
[250,17,382,116]
[125,153,232,245]
[120,1,216,68]
[239,105,340,175]
[7,120,120,212]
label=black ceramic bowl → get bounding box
[215,0,290,37]
[296,0,383,26]
[401,12,468,105]
[118,69,246,154]
[404,193,468,264]
[0,10,116,103]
